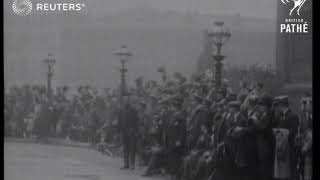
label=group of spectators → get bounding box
[4,71,313,180]
[4,84,119,143]
[115,75,312,180]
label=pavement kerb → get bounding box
[4,137,94,149]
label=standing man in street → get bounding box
[273,96,300,180]
[34,95,53,143]
[165,96,187,180]
[119,95,140,170]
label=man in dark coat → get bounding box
[119,96,140,170]
[186,94,211,151]
[225,101,259,180]
[165,96,187,180]
[34,97,53,142]
[250,94,275,180]
[181,124,211,180]
[273,96,300,180]
[211,101,250,180]
[142,113,166,176]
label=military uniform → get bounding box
[273,96,300,180]
[252,94,274,180]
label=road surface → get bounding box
[4,141,166,180]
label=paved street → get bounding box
[4,142,166,180]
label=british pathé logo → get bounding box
[12,0,86,16]
[279,0,309,34]
[281,0,307,16]
[12,0,32,16]
[280,18,308,33]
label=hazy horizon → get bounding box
[87,0,277,19]
[4,0,277,88]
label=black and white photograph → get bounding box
[4,0,313,180]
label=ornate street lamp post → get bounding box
[43,53,56,102]
[207,21,231,89]
[114,45,132,109]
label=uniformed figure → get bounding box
[251,94,274,180]
[119,96,140,170]
[165,96,187,180]
[273,96,300,180]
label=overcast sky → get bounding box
[88,0,277,18]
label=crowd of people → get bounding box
[4,71,313,180]
[116,74,312,180]
[4,84,120,144]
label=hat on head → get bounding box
[228,101,241,110]
[237,93,248,103]
[226,93,237,102]
[171,95,183,107]
[153,114,160,120]
[217,88,227,95]
[275,95,289,106]
[193,93,204,102]
[139,100,147,107]
[258,94,273,108]
[247,95,259,105]
[273,96,281,106]
[203,97,213,105]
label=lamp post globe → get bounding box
[207,21,231,89]
[114,45,132,107]
[45,53,56,67]
[114,45,132,63]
